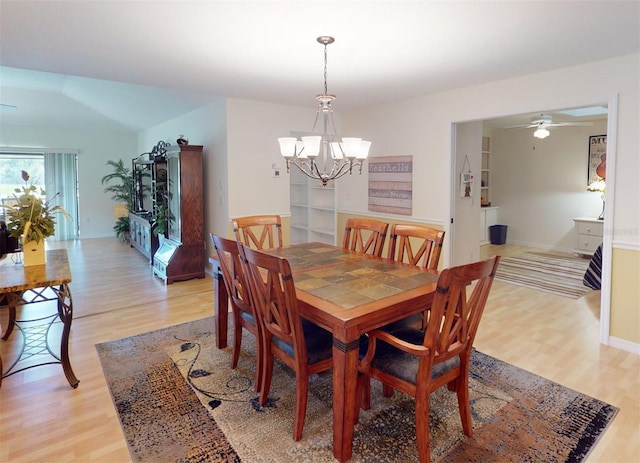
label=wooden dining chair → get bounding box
[383,223,446,330]
[356,256,500,463]
[232,214,283,250]
[210,233,263,392]
[238,243,333,441]
[387,223,445,270]
[342,218,389,257]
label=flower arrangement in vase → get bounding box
[0,171,69,266]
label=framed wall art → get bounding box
[588,134,606,185]
[368,155,412,215]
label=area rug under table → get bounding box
[96,317,617,463]
[494,251,592,299]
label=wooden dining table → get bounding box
[212,242,439,462]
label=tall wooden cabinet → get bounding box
[152,145,205,284]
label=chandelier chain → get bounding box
[323,42,329,96]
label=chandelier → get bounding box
[278,36,371,186]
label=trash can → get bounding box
[489,225,508,245]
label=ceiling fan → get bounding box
[506,113,592,139]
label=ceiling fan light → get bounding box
[534,127,550,139]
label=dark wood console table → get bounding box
[0,249,79,388]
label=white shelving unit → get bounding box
[289,168,336,245]
[481,136,491,206]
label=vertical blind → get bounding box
[44,152,79,241]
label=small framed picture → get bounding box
[588,135,606,185]
[460,171,473,197]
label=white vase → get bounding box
[22,239,46,266]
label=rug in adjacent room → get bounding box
[495,251,591,298]
[96,317,617,463]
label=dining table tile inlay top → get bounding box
[268,243,437,310]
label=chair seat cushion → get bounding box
[370,328,460,385]
[239,310,256,325]
[272,319,333,365]
[381,312,424,331]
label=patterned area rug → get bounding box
[96,317,617,463]
[495,251,592,298]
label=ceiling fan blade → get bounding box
[0,103,18,111]
[549,121,593,127]
[502,123,536,129]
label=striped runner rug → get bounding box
[495,251,592,298]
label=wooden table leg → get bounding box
[55,284,79,388]
[332,337,361,462]
[213,261,229,349]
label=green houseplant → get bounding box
[0,171,69,265]
[101,159,135,241]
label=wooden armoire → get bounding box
[152,144,205,284]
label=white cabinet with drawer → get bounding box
[573,217,603,255]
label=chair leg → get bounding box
[259,349,274,406]
[253,333,262,393]
[456,372,473,436]
[353,373,369,425]
[415,392,431,463]
[382,383,394,398]
[361,375,371,410]
[231,319,242,369]
[293,372,309,441]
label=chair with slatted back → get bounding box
[356,256,500,463]
[232,215,283,250]
[238,243,333,441]
[210,233,263,392]
[342,218,389,257]
[387,223,445,270]
[382,223,446,331]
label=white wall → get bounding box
[225,98,317,219]
[0,126,137,238]
[138,100,228,244]
[491,120,608,251]
[452,121,482,264]
[138,98,316,245]
[340,53,639,262]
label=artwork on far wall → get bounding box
[588,134,607,185]
[368,155,412,215]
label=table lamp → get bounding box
[587,179,606,220]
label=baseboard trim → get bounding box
[607,336,640,355]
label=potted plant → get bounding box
[151,201,169,238]
[101,159,135,242]
[0,171,69,266]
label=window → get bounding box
[1,151,79,240]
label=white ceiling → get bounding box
[1,1,637,133]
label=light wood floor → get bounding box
[0,239,638,462]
